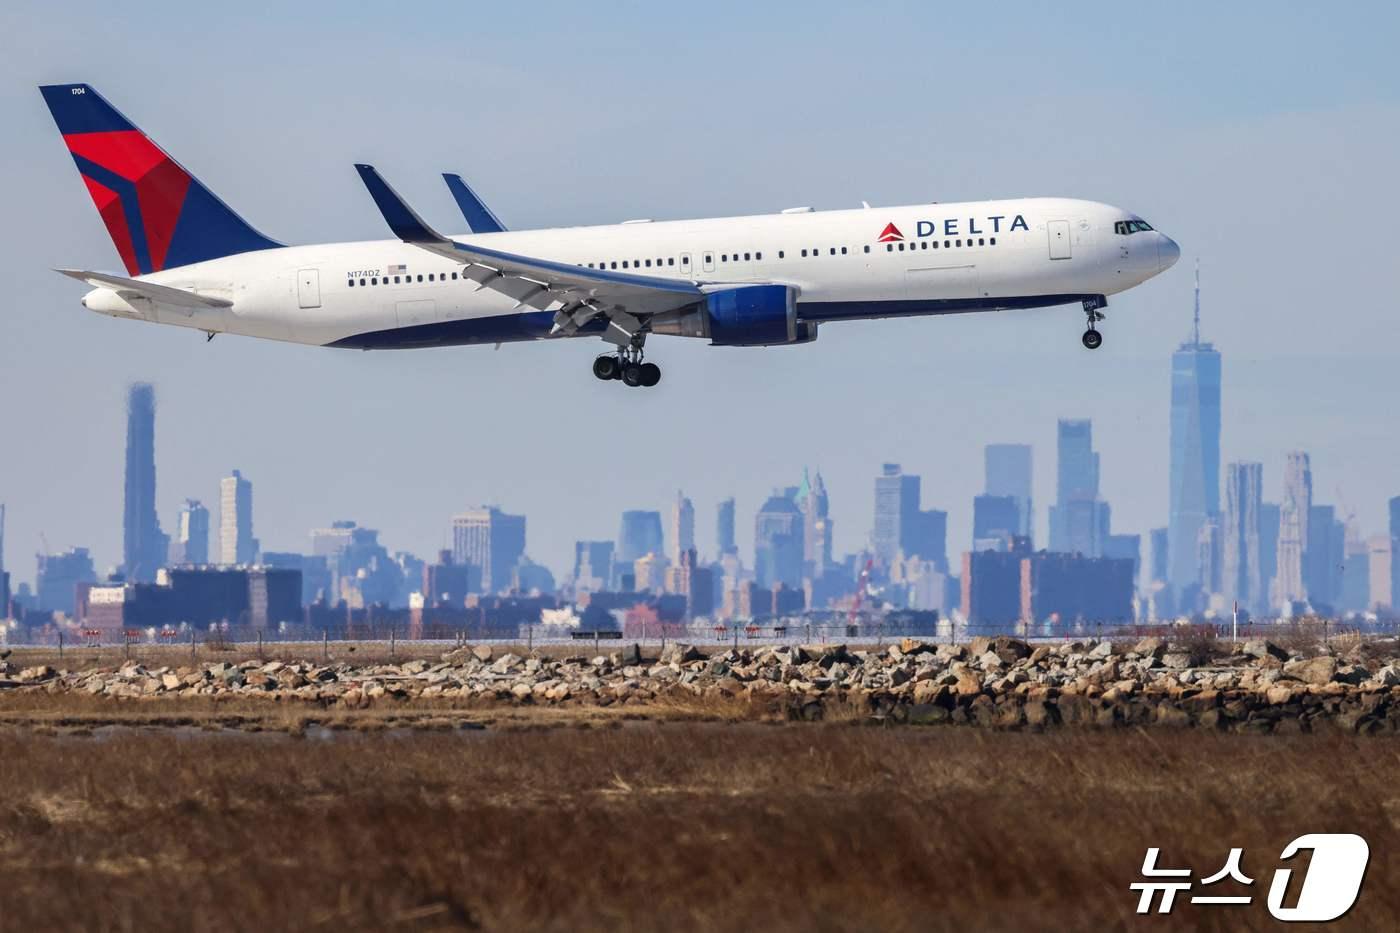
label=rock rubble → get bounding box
[7,636,1400,732]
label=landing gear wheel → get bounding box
[593,355,621,380]
[639,362,661,387]
[621,363,645,387]
[1080,296,1107,351]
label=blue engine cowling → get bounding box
[705,285,816,346]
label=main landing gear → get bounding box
[593,345,661,388]
[1081,296,1107,350]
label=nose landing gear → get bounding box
[1081,296,1107,350]
[593,341,661,388]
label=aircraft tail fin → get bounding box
[39,83,281,275]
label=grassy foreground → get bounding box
[1,726,1396,931]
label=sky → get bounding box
[1,1,1398,585]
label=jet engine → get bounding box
[651,285,818,346]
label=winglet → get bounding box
[354,164,448,245]
[443,173,507,234]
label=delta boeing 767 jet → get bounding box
[42,83,1180,388]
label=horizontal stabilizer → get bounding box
[443,173,507,233]
[56,269,232,309]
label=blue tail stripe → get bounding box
[70,153,153,274]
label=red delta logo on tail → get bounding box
[877,222,904,242]
[64,131,191,276]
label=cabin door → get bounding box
[296,268,321,308]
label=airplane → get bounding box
[41,83,1180,389]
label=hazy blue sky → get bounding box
[2,1,1397,584]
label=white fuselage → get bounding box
[81,196,1178,349]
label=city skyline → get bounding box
[3,372,1396,610]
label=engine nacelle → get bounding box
[652,285,817,346]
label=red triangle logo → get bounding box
[877,222,904,242]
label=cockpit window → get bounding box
[1114,219,1155,235]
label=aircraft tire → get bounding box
[1081,329,1103,350]
[639,363,661,387]
[621,363,645,387]
[593,355,620,380]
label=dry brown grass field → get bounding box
[1,724,1395,932]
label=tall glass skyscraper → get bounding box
[1167,263,1221,589]
[716,498,737,557]
[123,383,167,582]
[1222,462,1263,612]
[219,469,258,566]
[1049,419,1108,557]
[984,444,1033,540]
[617,510,664,563]
[1272,451,1312,606]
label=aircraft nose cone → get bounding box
[1159,235,1181,272]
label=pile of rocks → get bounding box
[6,636,1400,732]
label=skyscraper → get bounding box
[669,492,695,564]
[1222,462,1263,611]
[172,499,210,565]
[1259,503,1281,602]
[1196,515,1222,597]
[0,504,7,619]
[1272,451,1312,606]
[973,494,1020,550]
[754,492,803,589]
[572,540,614,591]
[796,469,833,578]
[618,510,664,563]
[873,464,947,570]
[1148,527,1170,585]
[123,383,167,582]
[1167,263,1222,588]
[1049,420,1109,557]
[36,547,97,615]
[985,444,1033,540]
[716,498,737,557]
[451,506,526,594]
[219,469,257,566]
[1304,505,1345,610]
[873,464,919,565]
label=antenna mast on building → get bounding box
[1192,258,1201,345]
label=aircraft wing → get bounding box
[355,164,705,342]
[56,269,233,309]
[443,173,508,234]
